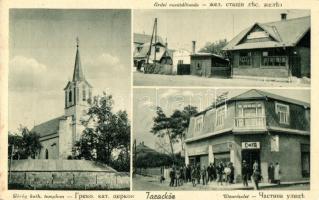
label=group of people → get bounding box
[242,160,281,190]
[167,161,235,187]
[164,160,281,189]
[268,162,281,184]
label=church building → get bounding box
[32,39,93,160]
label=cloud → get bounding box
[9,56,48,90]
[85,53,127,79]
[97,53,120,66]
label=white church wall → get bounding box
[39,137,59,159]
[59,117,73,159]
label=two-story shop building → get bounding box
[184,89,310,182]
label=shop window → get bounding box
[236,102,264,127]
[216,105,226,128]
[194,115,204,133]
[214,152,230,165]
[239,52,251,66]
[262,50,287,67]
[275,102,289,125]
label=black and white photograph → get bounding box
[132,88,310,190]
[8,9,131,190]
[133,10,310,87]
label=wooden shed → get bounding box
[190,53,230,78]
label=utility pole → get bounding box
[154,18,157,68]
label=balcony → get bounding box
[234,116,266,129]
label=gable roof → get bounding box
[134,42,172,61]
[31,116,65,137]
[134,33,164,45]
[223,16,310,51]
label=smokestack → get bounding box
[281,13,287,21]
[192,41,196,54]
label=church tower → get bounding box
[64,38,93,146]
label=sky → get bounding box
[133,88,310,150]
[134,9,310,51]
[9,9,131,132]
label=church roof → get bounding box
[31,116,65,137]
[10,159,117,172]
[64,38,92,90]
[73,40,85,82]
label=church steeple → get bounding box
[72,37,85,82]
[64,37,93,110]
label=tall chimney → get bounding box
[192,41,196,54]
[281,13,287,21]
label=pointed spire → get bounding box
[72,37,85,82]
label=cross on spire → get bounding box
[72,37,85,81]
[76,37,79,48]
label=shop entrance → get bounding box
[242,149,260,177]
[189,156,200,166]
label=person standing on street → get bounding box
[274,162,281,185]
[229,162,235,184]
[191,165,197,187]
[268,162,275,183]
[201,165,208,185]
[207,164,212,183]
[216,161,224,186]
[252,168,261,190]
[242,160,249,187]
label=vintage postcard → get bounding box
[0,0,318,200]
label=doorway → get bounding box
[189,156,200,166]
[242,150,260,177]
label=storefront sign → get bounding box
[242,142,260,149]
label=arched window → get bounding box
[82,86,86,101]
[45,149,49,159]
[69,90,72,102]
[89,89,92,100]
